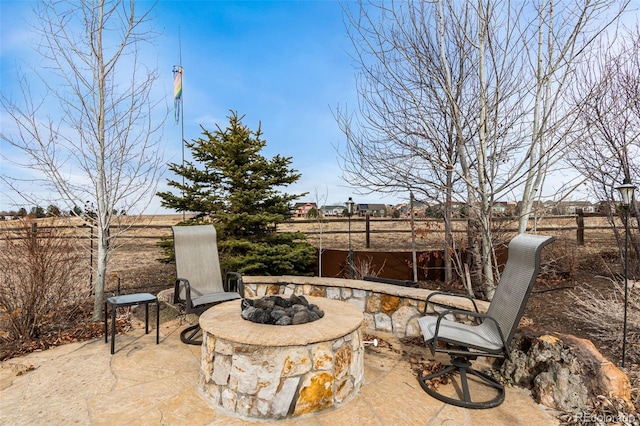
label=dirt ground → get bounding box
[1,215,636,373]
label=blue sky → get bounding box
[1,0,402,214]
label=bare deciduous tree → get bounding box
[337,0,628,298]
[567,26,640,274]
[0,0,165,319]
[310,186,330,277]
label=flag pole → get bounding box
[173,27,185,221]
[179,27,184,223]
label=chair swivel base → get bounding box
[180,323,203,345]
[418,356,505,409]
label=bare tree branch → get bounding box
[0,0,166,319]
[336,0,629,297]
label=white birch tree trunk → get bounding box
[335,0,628,298]
[0,0,165,320]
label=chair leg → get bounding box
[144,302,149,334]
[418,356,505,409]
[104,301,108,343]
[111,303,117,354]
[180,324,203,345]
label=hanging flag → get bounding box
[173,65,183,124]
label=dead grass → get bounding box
[567,278,640,365]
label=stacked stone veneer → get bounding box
[196,276,631,417]
[242,276,489,339]
[199,296,364,420]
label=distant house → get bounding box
[356,203,387,217]
[491,201,517,216]
[567,201,595,215]
[292,202,317,218]
[552,201,595,215]
[320,205,346,216]
[398,201,429,217]
[594,200,615,214]
[423,201,468,218]
[516,200,548,216]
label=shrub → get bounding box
[568,278,639,365]
[0,220,87,341]
[343,255,386,280]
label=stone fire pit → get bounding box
[240,294,324,325]
[199,296,364,420]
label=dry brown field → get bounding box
[0,213,619,253]
[0,213,618,253]
[0,213,620,291]
[281,214,620,254]
[0,215,185,293]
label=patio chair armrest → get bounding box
[430,309,508,355]
[225,272,244,297]
[424,291,480,315]
[174,278,194,310]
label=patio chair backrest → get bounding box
[485,233,555,346]
[172,225,225,300]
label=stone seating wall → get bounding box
[242,276,632,412]
[160,275,631,412]
[242,276,490,339]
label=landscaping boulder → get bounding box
[500,328,631,413]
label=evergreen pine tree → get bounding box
[158,111,316,276]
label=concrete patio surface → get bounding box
[0,318,560,425]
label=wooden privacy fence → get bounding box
[317,247,512,281]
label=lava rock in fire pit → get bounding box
[241,295,325,325]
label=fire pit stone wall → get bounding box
[241,276,489,339]
[199,296,364,420]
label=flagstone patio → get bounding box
[0,316,561,425]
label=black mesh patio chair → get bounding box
[417,233,554,409]
[172,225,243,345]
